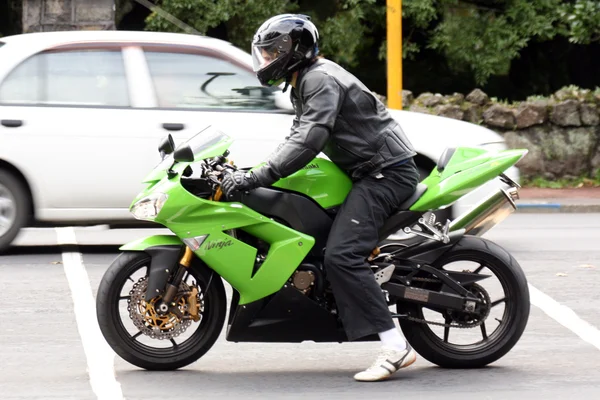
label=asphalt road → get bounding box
[2,214,600,399]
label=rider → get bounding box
[221,14,420,382]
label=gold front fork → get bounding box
[179,246,194,268]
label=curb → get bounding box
[516,203,600,213]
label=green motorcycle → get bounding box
[96,125,531,371]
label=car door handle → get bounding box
[1,119,23,128]
[162,123,184,131]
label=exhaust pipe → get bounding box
[449,186,519,236]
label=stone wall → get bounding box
[22,0,115,32]
[392,86,600,179]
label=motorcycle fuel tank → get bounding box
[272,158,352,209]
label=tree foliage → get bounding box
[426,0,562,84]
[144,0,380,68]
[142,0,600,99]
[558,0,600,44]
[145,0,294,53]
[399,0,600,85]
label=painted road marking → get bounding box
[56,227,125,400]
[529,283,600,351]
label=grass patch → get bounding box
[522,171,600,188]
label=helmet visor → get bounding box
[251,36,293,72]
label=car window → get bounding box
[144,50,280,111]
[0,49,129,107]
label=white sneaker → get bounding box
[354,345,417,382]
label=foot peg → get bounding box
[374,264,395,286]
[403,213,450,243]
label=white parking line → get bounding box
[56,227,126,400]
[529,283,600,351]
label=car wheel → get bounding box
[0,170,30,252]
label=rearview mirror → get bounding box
[173,145,195,162]
[158,135,175,159]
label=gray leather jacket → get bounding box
[253,58,417,185]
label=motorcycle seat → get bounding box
[377,183,428,240]
[397,182,427,210]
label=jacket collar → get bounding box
[292,57,324,96]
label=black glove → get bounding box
[221,170,259,198]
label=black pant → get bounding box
[324,158,420,341]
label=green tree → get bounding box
[145,0,295,53]
[558,0,600,44]
[401,0,560,84]
[141,0,600,98]
[317,0,380,67]
[401,0,600,85]
[144,0,380,69]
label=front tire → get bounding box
[96,251,227,370]
[396,235,530,368]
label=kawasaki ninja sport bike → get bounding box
[96,125,531,371]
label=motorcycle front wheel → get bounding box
[96,251,227,370]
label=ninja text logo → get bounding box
[205,239,233,250]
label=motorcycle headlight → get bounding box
[130,193,168,221]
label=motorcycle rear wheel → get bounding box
[395,235,530,368]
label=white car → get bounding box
[0,30,518,250]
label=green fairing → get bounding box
[132,176,315,304]
[272,158,352,209]
[410,148,528,211]
[120,235,183,250]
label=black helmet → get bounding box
[251,14,319,87]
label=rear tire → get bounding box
[96,251,227,370]
[397,235,530,368]
[0,170,30,252]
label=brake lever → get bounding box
[217,164,238,176]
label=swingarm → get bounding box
[380,261,491,313]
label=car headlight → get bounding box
[130,192,168,220]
